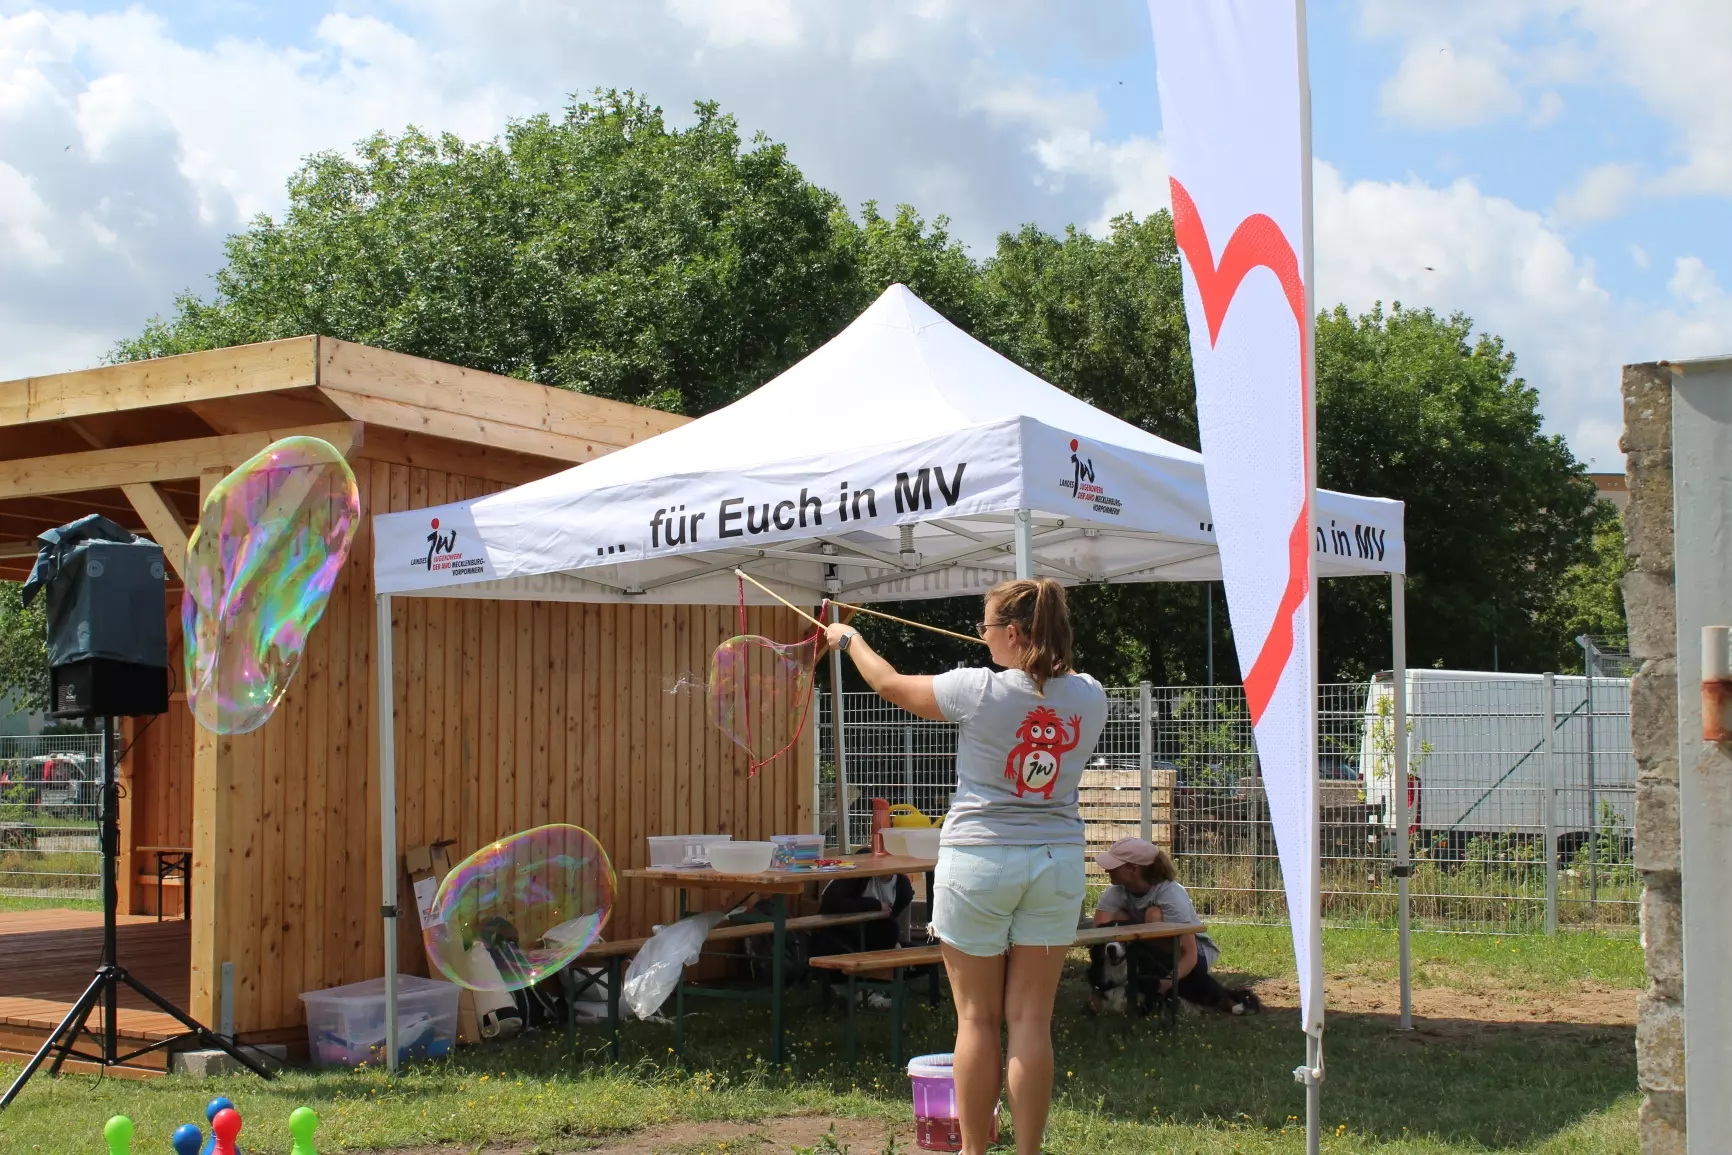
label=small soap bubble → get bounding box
[708,633,821,775]
[423,825,615,992]
[182,436,359,735]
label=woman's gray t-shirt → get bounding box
[1096,880,1220,966]
[932,667,1108,847]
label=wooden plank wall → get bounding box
[128,457,815,1036]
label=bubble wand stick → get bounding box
[730,569,986,646]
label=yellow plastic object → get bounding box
[888,804,934,828]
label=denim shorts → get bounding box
[930,843,1087,957]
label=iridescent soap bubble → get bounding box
[182,436,360,735]
[708,632,822,775]
[423,824,616,991]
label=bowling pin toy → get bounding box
[288,1107,319,1155]
[210,1107,242,1155]
[103,1115,133,1155]
[199,1099,235,1155]
[171,1124,203,1155]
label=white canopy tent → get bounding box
[368,284,1413,1066]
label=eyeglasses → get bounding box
[975,620,1012,638]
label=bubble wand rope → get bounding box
[825,600,986,646]
[730,569,986,646]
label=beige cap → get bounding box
[1097,837,1159,871]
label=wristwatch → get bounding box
[838,629,856,653]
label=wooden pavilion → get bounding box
[0,337,813,1053]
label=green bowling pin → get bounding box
[288,1107,318,1155]
[103,1116,133,1155]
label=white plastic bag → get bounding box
[623,911,727,1020]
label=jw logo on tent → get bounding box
[1060,438,1122,517]
[423,518,457,569]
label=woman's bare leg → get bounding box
[1003,944,1068,1155]
[940,945,1008,1155]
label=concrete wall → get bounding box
[1622,362,1685,1152]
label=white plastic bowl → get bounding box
[707,841,775,874]
[900,828,942,859]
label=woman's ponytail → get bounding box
[987,577,1074,692]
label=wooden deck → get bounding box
[0,908,191,1074]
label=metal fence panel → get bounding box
[816,673,1636,935]
[0,733,104,898]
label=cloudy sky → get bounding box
[3,0,1729,468]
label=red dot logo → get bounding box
[1069,439,1079,452]
[431,518,440,529]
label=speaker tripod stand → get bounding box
[0,717,273,1110]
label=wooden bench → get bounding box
[807,921,1207,1065]
[560,910,891,1059]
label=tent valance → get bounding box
[373,284,1404,604]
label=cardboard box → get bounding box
[404,841,479,1043]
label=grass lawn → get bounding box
[0,925,1641,1154]
[0,894,100,914]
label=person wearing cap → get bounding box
[826,577,1107,1155]
[1094,838,1260,1015]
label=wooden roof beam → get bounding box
[0,421,362,501]
[122,483,190,579]
[0,337,318,426]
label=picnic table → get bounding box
[624,853,938,1065]
[807,920,1208,1065]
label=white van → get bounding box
[1359,669,1633,854]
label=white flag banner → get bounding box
[1148,1,1322,1034]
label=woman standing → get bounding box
[826,578,1106,1155]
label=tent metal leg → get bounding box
[1391,575,1411,1031]
[1013,510,1034,579]
[377,592,401,1074]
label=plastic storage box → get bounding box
[300,975,460,1068]
[771,833,825,867]
[647,834,732,867]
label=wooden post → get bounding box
[189,467,231,1026]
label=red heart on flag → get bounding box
[1169,176,1311,724]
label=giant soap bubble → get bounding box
[708,632,821,775]
[182,436,360,735]
[423,825,616,992]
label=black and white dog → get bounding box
[1086,939,1264,1017]
[1085,940,1165,1017]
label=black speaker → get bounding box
[50,659,168,719]
[24,515,170,720]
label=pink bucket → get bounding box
[907,1054,1000,1152]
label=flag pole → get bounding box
[1295,1,1323,1150]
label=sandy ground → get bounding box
[357,1114,908,1155]
[1251,973,1637,1041]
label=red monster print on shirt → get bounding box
[1004,706,1085,799]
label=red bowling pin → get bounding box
[210,1107,242,1155]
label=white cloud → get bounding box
[667,0,806,51]
[1379,41,1522,130]
[1630,243,1649,269]
[0,0,1163,389]
[1551,161,1639,224]
[1359,0,1732,198]
[0,161,59,267]
[1314,160,1732,468]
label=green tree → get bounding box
[0,582,48,714]
[1542,499,1630,669]
[1313,303,1604,677]
[117,93,866,415]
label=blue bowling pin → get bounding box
[200,1099,239,1155]
[171,1124,202,1155]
